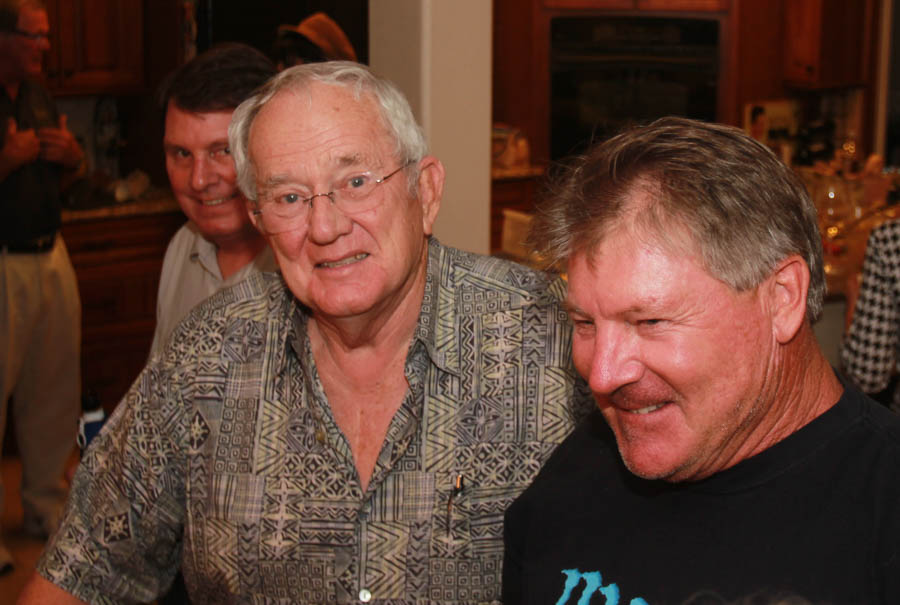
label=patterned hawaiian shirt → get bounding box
[38,238,591,604]
[841,219,900,413]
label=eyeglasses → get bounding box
[11,29,50,42]
[254,160,414,234]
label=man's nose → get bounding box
[586,325,643,396]
[306,193,351,243]
[190,157,217,190]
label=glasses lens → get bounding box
[257,163,409,233]
[338,173,377,201]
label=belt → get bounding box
[0,233,56,254]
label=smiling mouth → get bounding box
[627,403,667,415]
[200,193,239,206]
[318,253,369,269]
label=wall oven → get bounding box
[550,15,720,160]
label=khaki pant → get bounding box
[0,235,80,526]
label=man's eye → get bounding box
[279,193,301,205]
[347,174,371,189]
[638,319,663,327]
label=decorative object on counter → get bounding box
[501,208,534,262]
[793,119,836,166]
[92,97,120,181]
[798,153,900,298]
[112,169,150,202]
[743,99,800,166]
[492,123,531,172]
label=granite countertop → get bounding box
[61,187,180,223]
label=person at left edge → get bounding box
[0,0,83,576]
[17,61,590,603]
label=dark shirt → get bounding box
[504,382,900,604]
[0,78,63,242]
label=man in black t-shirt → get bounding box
[0,0,83,576]
[505,117,900,604]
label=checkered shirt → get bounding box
[841,219,900,413]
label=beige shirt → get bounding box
[150,221,277,355]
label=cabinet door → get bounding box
[784,0,871,89]
[63,210,184,408]
[47,0,144,94]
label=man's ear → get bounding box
[767,255,810,344]
[247,198,265,234]
[415,156,444,236]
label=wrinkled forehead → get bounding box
[253,83,383,138]
[247,84,394,170]
[16,3,47,29]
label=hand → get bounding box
[37,114,83,168]
[1,117,40,171]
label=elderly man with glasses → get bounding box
[19,62,589,604]
[0,0,83,576]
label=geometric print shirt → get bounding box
[841,219,900,413]
[37,237,591,604]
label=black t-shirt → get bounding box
[0,79,63,242]
[503,383,900,605]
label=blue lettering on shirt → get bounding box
[556,569,650,605]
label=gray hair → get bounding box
[529,117,825,322]
[229,61,428,202]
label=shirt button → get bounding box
[315,428,326,443]
[359,588,372,602]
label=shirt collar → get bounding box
[187,222,223,279]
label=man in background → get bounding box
[0,0,83,575]
[504,117,900,603]
[150,43,277,354]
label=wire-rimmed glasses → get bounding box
[253,160,414,234]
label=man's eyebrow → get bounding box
[259,174,298,190]
[563,300,583,316]
[336,153,365,168]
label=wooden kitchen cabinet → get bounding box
[45,0,144,95]
[784,0,874,89]
[61,207,184,412]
